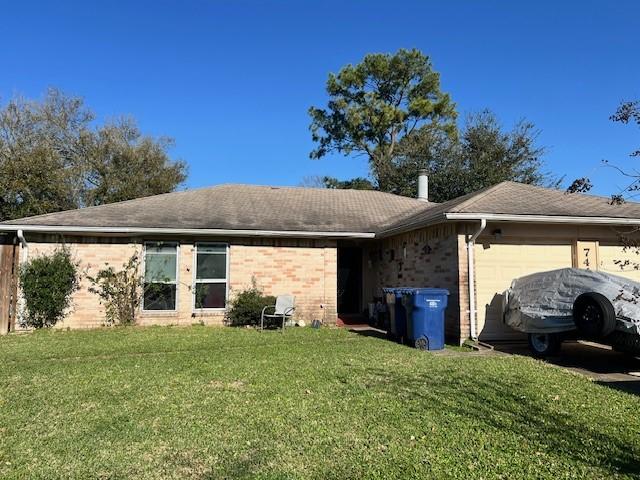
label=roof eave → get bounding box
[0,224,376,239]
[7,213,640,241]
[376,211,640,238]
[445,213,640,225]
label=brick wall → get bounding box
[228,241,337,323]
[21,235,337,329]
[27,237,140,329]
[364,224,470,344]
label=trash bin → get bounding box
[382,288,409,342]
[398,288,417,344]
[403,288,449,350]
[382,288,398,339]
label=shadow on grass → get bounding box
[365,366,640,477]
[348,327,472,353]
[493,341,640,396]
[162,447,267,480]
[346,327,389,340]
[594,379,640,396]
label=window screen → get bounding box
[194,243,227,309]
[143,242,178,310]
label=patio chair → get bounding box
[261,295,295,332]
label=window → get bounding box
[143,242,178,311]
[194,243,227,309]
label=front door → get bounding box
[337,247,362,314]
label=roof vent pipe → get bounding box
[417,169,429,202]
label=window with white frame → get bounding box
[194,243,227,309]
[143,242,178,310]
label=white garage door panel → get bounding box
[599,245,640,283]
[474,242,573,341]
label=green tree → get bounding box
[325,110,551,203]
[0,89,89,220]
[298,175,375,190]
[393,110,550,202]
[0,88,187,220]
[83,119,187,206]
[322,176,375,190]
[382,122,454,200]
[309,49,457,192]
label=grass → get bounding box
[0,326,639,479]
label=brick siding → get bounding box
[364,224,470,344]
[21,235,337,329]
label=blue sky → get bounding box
[1,1,638,196]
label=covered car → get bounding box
[503,268,640,356]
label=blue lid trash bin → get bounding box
[382,288,409,343]
[402,288,449,350]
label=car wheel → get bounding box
[609,331,640,356]
[528,333,562,357]
[573,293,616,338]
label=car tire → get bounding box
[573,293,616,338]
[528,333,562,357]
[609,331,640,356]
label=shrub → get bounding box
[226,283,276,327]
[88,254,144,326]
[19,247,79,328]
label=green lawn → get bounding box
[1,327,639,479]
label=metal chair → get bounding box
[261,295,295,331]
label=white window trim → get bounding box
[192,242,229,312]
[141,241,180,313]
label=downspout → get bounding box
[17,229,28,263]
[467,219,486,340]
[16,229,28,325]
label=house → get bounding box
[2,173,640,344]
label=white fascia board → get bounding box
[445,212,640,225]
[0,224,376,239]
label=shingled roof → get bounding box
[4,181,640,238]
[380,181,640,235]
[1,184,431,235]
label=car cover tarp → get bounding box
[504,268,640,335]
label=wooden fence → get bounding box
[0,243,19,334]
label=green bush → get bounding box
[87,254,144,326]
[19,247,79,328]
[226,284,276,327]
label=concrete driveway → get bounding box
[493,340,640,395]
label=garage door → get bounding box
[599,244,640,283]
[474,241,573,341]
